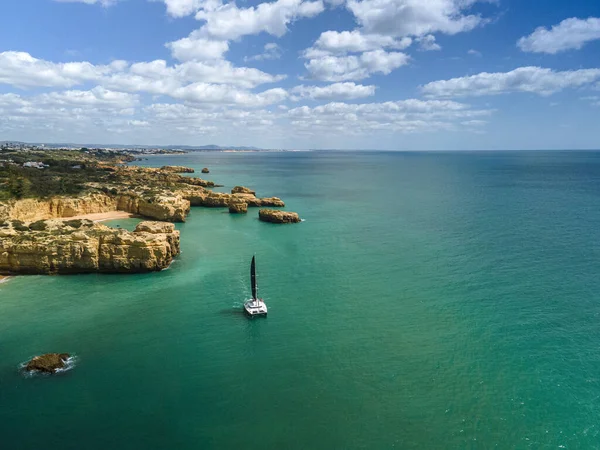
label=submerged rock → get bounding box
[201,167,210,174]
[258,209,301,224]
[25,353,70,374]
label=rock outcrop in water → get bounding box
[231,186,256,195]
[229,198,248,214]
[258,209,301,224]
[25,353,70,374]
[0,220,180,274]
[160,166,195,173]
[202,168,210,174]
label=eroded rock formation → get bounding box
[232,186,256,195]
[258,209,301,224]
[229,198,248,214]
[0,220,180,274]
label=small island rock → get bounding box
[259,209,301,224]
[201,168,210,174]
[232,186,256,196]
[25,353,70,374]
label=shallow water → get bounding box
[2,151,600,449]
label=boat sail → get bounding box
[244,256,268,317]
[251,255,257,300]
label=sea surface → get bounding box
[2,151,600,449]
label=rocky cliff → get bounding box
[0,220,180,274]
[0,192,190,223]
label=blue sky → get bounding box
[0,0,599,150]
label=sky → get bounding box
[0,0,599,150]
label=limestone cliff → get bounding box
[0,220,180,275]
[1,192,190,223]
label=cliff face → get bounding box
[1,193,190,223]
[0,220,179,275]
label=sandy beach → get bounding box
[60,211,137,222]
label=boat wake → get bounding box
[19,355,78,377]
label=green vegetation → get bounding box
[0,148,133,200]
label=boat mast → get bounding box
[251,255,257,301]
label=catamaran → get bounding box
[244,256,268,317]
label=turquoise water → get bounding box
[2,151,600,449]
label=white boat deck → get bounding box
[244,299,268,316]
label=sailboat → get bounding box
[244,256,268,317]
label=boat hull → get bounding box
[244,299,268,317]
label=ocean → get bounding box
[2,150,600,449]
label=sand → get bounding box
[60,211,137,222]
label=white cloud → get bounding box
[167,33,230,61]
[244,43,283,62]
[308,30,412,55]
[417,35,441,51]
[158,0,205,17]
[291,82,376,100]
[195,0,325,41]
[171,84,288,106]
[286,98,493,135]
[0,51,120,88]
[305,49,409,81]
[39,87,138,108]
[517,17,600,54]
[421,66,600,98]
[0,52,286,108]
[467,49,482,56]
[346,0,486,38]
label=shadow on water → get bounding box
[218,307,247,318]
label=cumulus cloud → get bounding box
[291,82,376,100]
[305,50,409,81]
[0,51,121,88]
[518,17,600,54]
[195,0,324,41]
[421,66,600,98]
[309,30,412,55]
[286,98,493,135]
[346,0,486,38]
[171,84,288,106]
[0,51,286,108]
[158,0,205,17]
[167,33,230,61]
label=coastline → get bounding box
[0,275,11,284]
